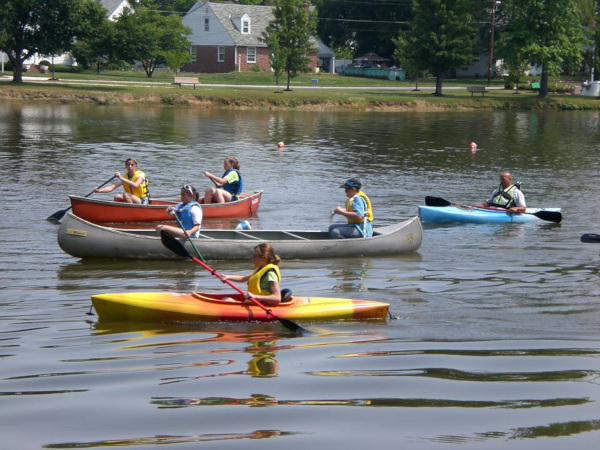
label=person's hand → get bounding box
[334,206,344,215]
[219,274,228,282]
[204,171,211,178]
[166,206,175,215]
[114,171,122,179]
[93,186,100,193]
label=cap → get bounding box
[340,178,362,189]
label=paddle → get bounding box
[581,233,600,243]
[424,196,562,223]
[161,222,306,334]
[46,175,116,223]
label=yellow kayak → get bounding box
[91,291,390,323]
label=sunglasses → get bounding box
[182,185,194,195]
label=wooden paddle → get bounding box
[424,196,562,223]
[580,233,600,243]
[46,175,116,223]
[160,226,307,334]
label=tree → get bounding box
[262,0,317,91]
[71,11,116,73]
[315,0,412,59]
[501,0,584,97]
[112,7,191,78]
[266,30,289,91]
[0,0,107,83]
[395,0,475,96]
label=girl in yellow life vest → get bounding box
[329,178,374,239]
[219,243,282,305]
[93,158,150,204]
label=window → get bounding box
[242,19,250,34]
[218,47,225,63]
[204,18,209,32]
[190,46,197,62]
[247,47,256,64]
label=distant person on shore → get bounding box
[478,172,526,213]
[329,178,373,239]
[156,185,202,238]
[219,243,283,305]
[93,158,150,204]
[203,156,243,204]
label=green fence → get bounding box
[342,67,406,81]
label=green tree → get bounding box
[395,0,475,96]
[0,0,106,83]
[262,0,317,90]
[315,0,412,59]
[501,0,584,97]
[112,7,191,77]
[70,10,116,73]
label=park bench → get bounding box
[467,86,488,96]
[173,76,200,89]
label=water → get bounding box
[1,104,599,449]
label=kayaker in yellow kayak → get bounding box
[93,157,150,204]
[478,172,526,213]
[329,178,374,239]
[219,243,282,305]
[155,185,203,239]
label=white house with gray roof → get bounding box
[181,1,335,74]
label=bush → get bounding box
[250,65,260,72]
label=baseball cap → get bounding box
[340,178,362,189]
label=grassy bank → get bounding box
[1,70,598,111]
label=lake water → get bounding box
[1,103,599,449]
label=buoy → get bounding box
[277,141,284,148]
[469,142,477,153]
[236,220,251,230]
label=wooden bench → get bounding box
[173,76,200,89]
[467,86,488,96]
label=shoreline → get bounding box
[2,79,599,111]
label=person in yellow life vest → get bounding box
[93,157,150,204]
[329,178,374,239]
[219,243,282,305]
[479,171,526,213]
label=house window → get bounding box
[190,46,197,62]
[242,19,250,34]
[218,47,225,63]
[247,47,256,63]
[204,18,209,31]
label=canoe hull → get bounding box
[58,212,423,260]
[69,191,263,223]
[419,205,561,224]
[91,292,390,322]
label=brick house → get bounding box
[181,1,334,74]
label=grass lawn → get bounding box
[1,69,597,111]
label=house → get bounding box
[101,0,135,21]
[181,1,335,74]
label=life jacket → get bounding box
[248,264,281,296]
[176,202,201,230]
[345,191,374,224]
[490,184,518,208]
[123,170,149,201]
[222,168,242,200]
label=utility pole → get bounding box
[487,1,500,86]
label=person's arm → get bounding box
[220,273,250,283]
[204,171,226,186]
[121,172,145,189]
[508,190,526,212]
[246,279,281,305]
[94,177,121,193]
[333,196,364,221]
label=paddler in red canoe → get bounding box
[93,157,150,204]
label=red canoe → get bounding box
[69,190,263,223]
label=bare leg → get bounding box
[156,224,187,238]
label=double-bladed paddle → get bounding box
[46,175,117,223]
[424,196,562,223]
[160,223,307,334]
[580,233,600,243]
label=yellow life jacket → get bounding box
[248,264,281,296]
[123,170,149,200]
[345,191,374,224]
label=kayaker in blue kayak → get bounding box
[329,178,374,239]
[479,172,526,213]
[155,185,203,238]
[219,243,283,305]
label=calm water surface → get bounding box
[1,104,599,449]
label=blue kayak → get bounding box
[419,205,562,224]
